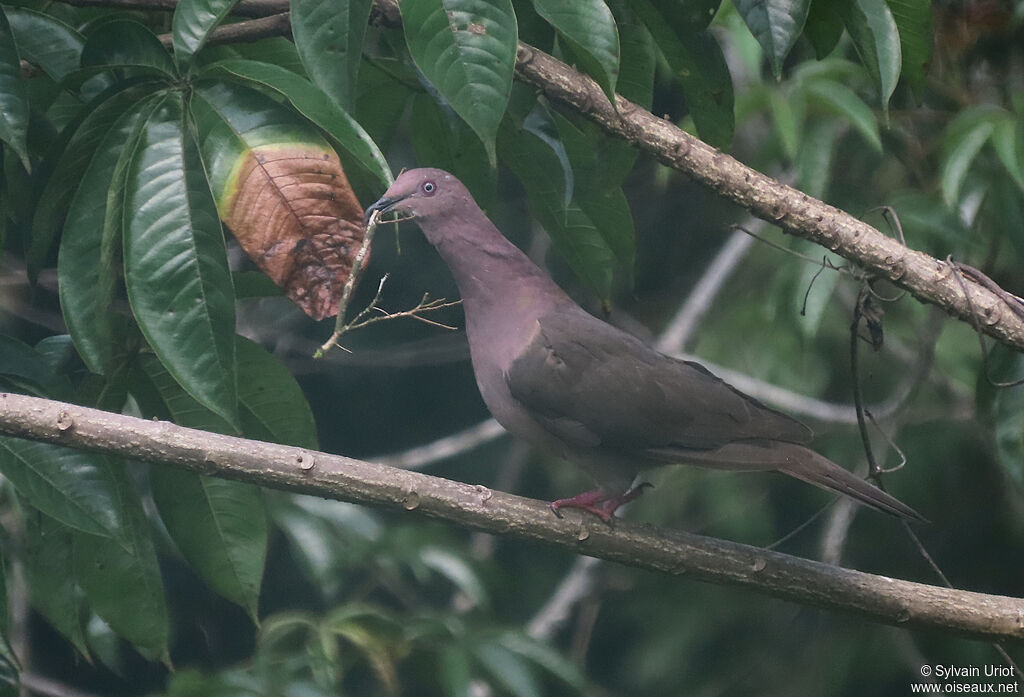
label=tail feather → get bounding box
[649,440,925,521]
[775,445,926,522]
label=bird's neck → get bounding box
[422,211,569,326]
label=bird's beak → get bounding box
[364,194,409,225]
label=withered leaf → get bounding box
[222,145,365,320]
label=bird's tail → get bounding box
[773,443,925,521]
[655,440,925,521]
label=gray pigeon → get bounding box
[365,168,922,522]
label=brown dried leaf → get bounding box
[223,145,365,320]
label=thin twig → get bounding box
[316,211,382,357]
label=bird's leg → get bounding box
[550,483,653,524]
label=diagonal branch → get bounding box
[51,0,1024,350]
[0,392,1022,643]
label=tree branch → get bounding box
[0,392,1021,643]
[54,0,1024,351]
[506,43,1024,352]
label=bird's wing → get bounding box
[506,309,812,453]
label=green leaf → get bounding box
[0,8,31,170]
[552,112,635,272]
[940,118,994,209]
[236,336,318,448]
[499,120,615,300]
[400,0,518,164]
[587,17,655,187]
[135,344,276,618]
[172,0,239,68]
[0,556,17,679]
[58,96,162,374]
[840,0,901,110]
[886,0,931,96]
[410,94,496,208]
[496,631,587,689]
[81,19,176,76]
[0,438,124,538]
[796,118,843,199]
[632,0,734,148]
[24,512,88,656]
[982,346,1024,490]
[151,467,266,621]
[123,94,238,428]
[990,112,1024,193]
[73,464,169,662]
[0,335,72,399]
[290,0,373,111]
[645,0,721,30]
[532,0,619,104]
[201,59,392,185]
[804,79,881,152]
[770,88,801,160]
[419,547,489,608]
[440,647,473,697]
[4,7,84,81]
[472,642,541,697]
[28,81,161,281]
[734,0,811,79]
[803,0,843,59]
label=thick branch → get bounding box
[0,392,1021,642]
[507,46,1024,351]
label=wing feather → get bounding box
[505,310,811,453]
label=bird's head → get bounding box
[364,168,470,227]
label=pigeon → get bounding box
[365,168,923,522]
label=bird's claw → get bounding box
[549,484,652,525]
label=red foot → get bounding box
[550,483,652,524]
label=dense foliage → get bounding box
[0,0,1022,694]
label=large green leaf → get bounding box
[24,512,88,656]
[804,79,881,152]
[552,112,635,273]
[796,118,843,199]
[735,0,810,79]
[73,464,169,662]
[0,8,30,170]
[80,19,176,76]
[472,642,541,697]
[632,0,734,148]
[201,59,392,185]
[58,96,161,374]
[400,0,517,164]
[840,0,901,110]
[589,15,655,187]
[4,7,83,81]
[499,120,615,301]
[0,438,125,538]
[236,336,318,448]
[940,117,994,208]
[990,111,1024,193]
[886,0,931,96]
[28,81,161,281]
[532,0,619,104]
[123,95,238,427]
[151,467,266,620]
[172,0,239,68]
[290,0,373,111]
[803,0,844,58]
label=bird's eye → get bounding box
[421,181,436,195]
